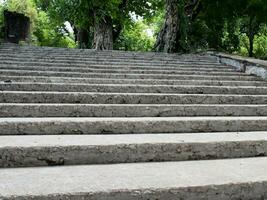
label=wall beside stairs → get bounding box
[211,52,267,80]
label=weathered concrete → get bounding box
[1,44,267,199]
[0,63,237,71]
[2,82,267,94]
[1,75,266,86]
[0,48,218,62]
[0,132,266,167]
[0,69,258,81]
[1,117,267,135]
[0,157,267,199]
[212,52,267,80]
[0,65,239,75]
[1,91,267,104]
[1,104,267,117]
[0,55,223,66]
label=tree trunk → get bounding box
[185,0,200,20]
[154,0,180,53]
[247,17,255,57]
[77,28,90,49]
[92,15,113,50]
[248,34,254,57]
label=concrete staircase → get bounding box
[0,43,267,199]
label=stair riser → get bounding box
[2,83,267,95]
[0,66,238,74]
[0,51,213,60]
[0,60,219,67]
[0,53,217,61]
[1,92,266,104]
[1,119,267,135]
[1,105,266,117]
[1,76,266,86]
[0,62,225,70]
[3,183,263,200]
[0,57,221,64]
[0,64,234,72]
[0,71,256,81]
[1,141,266,167]
[0,181,266,200]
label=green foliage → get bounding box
[0,0,39,40]
[34,11,75,48]
[254,25,267,59]
[0,0,75,47]
[240,25,267,59]
[222,20,240,53]
[115,20,156,51]
[185,0,267,58]
[149,7,165,36]
[0,0,266,59]
[188,19,209,50]
[0,4,4,39]
[37,0,162,42]
[6,0,38,29]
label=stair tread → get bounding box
[3,91,267,95]
[1,116,267,135]
[1,43,267,199]
[3,82,267,88]
[0,157,266,198]
[1,75,266,86]
[2,116,267,121]
[1,131,266,147]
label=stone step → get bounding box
[0,157,266,199]
[0,54,215,62]
[0,60,223,68]
[1,104,267,117]
[1,91,266,104]
[0,56,217,65]
[2,83,267,95]
[1,62,220,69]
[1,75,266,86]
[0,70,258,81]
[0,51,211,61]
[1,132,266,167]
[0,67,242,76]
[0,50,215,58]
[1,117,267,135]
[1,49,217,62]
[0,53,217,60]
[0,50,216,60]
[0,65,237,73]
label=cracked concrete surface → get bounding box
[0,157,267,199]
[1,44,267,199]
[0,132,267,167]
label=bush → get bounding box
[0,5,4,39]
[115,20,156,52]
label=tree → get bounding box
[154,0,180,53]
[39,0,161,50]
[34,10,75,47]
[239,0,267,57]
[154,0,200,53]
[0,3,4,39]
[115,19,156,51]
